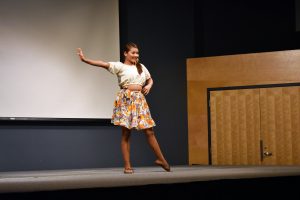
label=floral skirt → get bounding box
[111,89,156,130]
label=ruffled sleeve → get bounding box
[141,64,151,80]
[107,62,123,75]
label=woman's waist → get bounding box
[121,84,143,91]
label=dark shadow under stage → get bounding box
[0,165,300,199]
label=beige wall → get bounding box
[187,50,300,165]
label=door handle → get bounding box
[263,151,272,157]
[260,140,273,161]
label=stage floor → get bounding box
[0,165,300,193]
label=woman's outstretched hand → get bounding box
[77,48,85,61]
[76,48,109,68]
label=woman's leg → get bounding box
[144,128,170,171]
[121,126,133,173]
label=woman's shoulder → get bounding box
[108,61,126,68]
[109,61,124,65]
[106,61,126,75]
[140,63,149,71]
[140,63,147,69]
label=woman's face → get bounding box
[124,47,139,65]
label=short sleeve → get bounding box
[107,62,122,75]
[142,64,151,80]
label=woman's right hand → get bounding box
[76,48,109,68]
[77,48,85,61]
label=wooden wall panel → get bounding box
[187,50,300,165]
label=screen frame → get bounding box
[0,0,120,125]
[0,117,112,126]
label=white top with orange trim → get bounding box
[107,62,151,88]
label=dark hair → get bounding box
[124,42,142,74]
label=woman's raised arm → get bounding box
[77,48,109,69]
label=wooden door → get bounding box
[209,85,300,165]
[260,87,300,165]
[210,89,261,165]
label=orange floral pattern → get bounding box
[111,89,156,130]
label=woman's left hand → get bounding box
[142,85,151,95]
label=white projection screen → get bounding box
[0,0,120,122]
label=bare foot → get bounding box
[155,159,171,172]
[124,167,134,174]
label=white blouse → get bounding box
[107,62,151,88]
